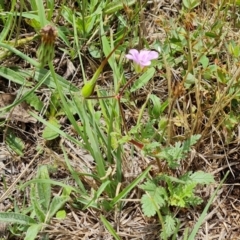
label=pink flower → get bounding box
[126,49,159,68]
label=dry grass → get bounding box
[1,0,240,239]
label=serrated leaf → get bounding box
[42,117,60,140]
[182,134,201,154]
[161,215,177,239]
[140,180,167,205]
[141,194,157,217]
[170,194,185,207]
[181,182,196,198]
[165,215,176,232]
[24,223,43,240]
[25,92,44,111]
[190,171,215,184]
[0,212,36,225]
[140,180,167,217]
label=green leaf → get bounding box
[149,94,167,119]
[83,180,111,210]
[199,55,209,69]
[110,166,152,207]
[140,180,167,217]
[130,67,155,92]
[183,0,200,10]
[158,134,201,169]
[0,212,36,225]
[104,0,136,14]
[42,117,61,140]
[0,67,32,86]
[190,171,215,184]
[182,134,201,154]
[20,178,77,193]
[56,210,66,219]
[30,184,46,223]
[36,166,51,211]
[88,44,101,58]
[170,194,185,207]
[24,91,44,112]
[24,223,43,240]
[100,215,121,240]
[161,215,177,239]
[20,68,78,93]
[47,196,69,220]
[141,194,158,217]
[6,130,24,156]
[188,172,228,239]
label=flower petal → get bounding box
[126,49,139,62]
[148,51,159,60]
[125,54,135,60]
[126,49,158,69]
[140,60,151,66]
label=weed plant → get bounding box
[0,0,238,239]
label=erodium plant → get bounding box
[126,48,214,239]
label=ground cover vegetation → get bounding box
[0,0,240,239]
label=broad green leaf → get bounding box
[36,166,51,211]
[140,182,167,204]
[88,44,101,58]
[30,184,46,222]
[161,215,177,239]
[141,194,157,217]
[140,180,167,217]
[149,94,163,119]
[56,210,66,220]
[47,196,69,220]
[183,0,200,10]
[190,171,215,184]
[24,223,43,240]
[42,117,61,140]
[6,131,24,156]
[199,55,209,69]
[0,212,36,225]
[20,179,77,193]
[24,91,44,112]
[130,67,155,92]
[0,67,32,86]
